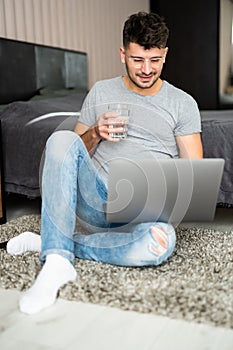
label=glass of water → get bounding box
[108,104,129,139]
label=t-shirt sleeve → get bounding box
[174,94,202,136]
[78,84,98,127]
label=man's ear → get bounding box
[163,47,169,62]
[120,47,126,64]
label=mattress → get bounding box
[201,110,233,206]
[0,92,86,197]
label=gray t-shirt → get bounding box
[79,77,201,184]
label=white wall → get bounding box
[0,0,149,89]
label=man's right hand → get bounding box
[74,112,123,153]
[94,112,123,142]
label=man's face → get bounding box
[120,42,168,92]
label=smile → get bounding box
[137,74,154,81]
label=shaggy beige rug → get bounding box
[0,215,232,328]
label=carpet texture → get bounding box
[0,215,232,328]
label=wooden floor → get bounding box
[0,288,233,350]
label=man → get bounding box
[7,12,203,314]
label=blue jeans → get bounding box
[40,131,176,267]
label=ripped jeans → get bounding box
[40,131,176,267]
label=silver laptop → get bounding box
[105,158,225,224]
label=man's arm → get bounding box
[176,133,203,158]
[74,113,121,152]
[74,122,101,152]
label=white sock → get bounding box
[7,231,42,255]
[19,254,77,315]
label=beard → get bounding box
[125,62,161,90]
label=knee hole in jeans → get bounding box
[148,225,170,257]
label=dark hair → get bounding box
[123,12,169,50]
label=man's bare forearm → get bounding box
[80,126,102,152]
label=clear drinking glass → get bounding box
[108,104,129,139]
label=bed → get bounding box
[0,38,233,207]
[0,93,86,197]
[0,38,88,198]
[200,110,233,207]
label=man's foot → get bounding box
[7,231,42,255]
[19,254,77,314]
